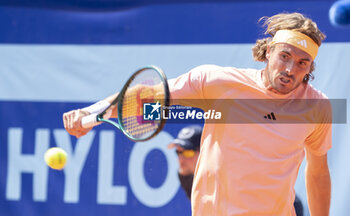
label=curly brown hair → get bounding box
[252,13,326,83]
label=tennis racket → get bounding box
[81,65,170,142]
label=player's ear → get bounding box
[266,45,271,60]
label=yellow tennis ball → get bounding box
[44,147,67,170]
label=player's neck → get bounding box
[261,69,279,94]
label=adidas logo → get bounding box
[264,112,276,120]
[297,40,307,48]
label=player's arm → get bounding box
[62,93,119,138]
[305,150,331,216]
[62,82,159,138]
[102,92,119,118]
[63,83,158,138]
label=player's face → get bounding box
[264,43,313,94]
[175,146,199,176]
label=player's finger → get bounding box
[68,110,77,130]
[63,111,73,129]
[72,110,82,128]
[66,111,72,130]
[63,113,68,129]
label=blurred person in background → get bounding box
[168,125,202,200]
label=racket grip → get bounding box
[81,113,99,128]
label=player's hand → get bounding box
[63,109,92,138]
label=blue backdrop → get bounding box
[1,0,349,215]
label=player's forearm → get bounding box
[103,93,119,118]
[305,165,331,216]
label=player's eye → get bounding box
[280,54,289,60]
[299,61,308,67]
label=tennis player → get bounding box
[63,12,331,216]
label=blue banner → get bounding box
[1,0,349,44]
[0,101,193,216]
[1,1,350,215]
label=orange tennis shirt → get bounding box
[168,65,332,216]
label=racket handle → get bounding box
[81,113,99,128]
[81,109,113,128]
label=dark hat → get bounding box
[169,125,202,150]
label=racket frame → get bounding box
[96,65,170,141]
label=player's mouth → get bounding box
[279,76,292,85]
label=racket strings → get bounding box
[121,70,165,139]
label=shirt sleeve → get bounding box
[304,123,332,156]
[168,65,211,110]
[304,99,333,156]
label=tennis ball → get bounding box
[329,0,350,27]
[44,147,67,170]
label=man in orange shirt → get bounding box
[170,125,304,216]
[63,12,331,216]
